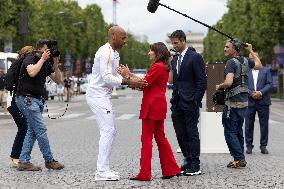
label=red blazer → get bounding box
[139,61,169,120]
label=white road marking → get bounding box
[116,114,136,120]
[44,106,61,110]
[61,113,86,119]
[86,115,96,120]
[270,109,283,117]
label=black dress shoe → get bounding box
[246,147,253,154]
[260,147,269,154]
[130,177,137,180]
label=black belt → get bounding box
[18,92,43,100]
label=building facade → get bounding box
[166,31,205,54]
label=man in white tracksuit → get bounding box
[86,26,146,181]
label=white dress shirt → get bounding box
[86,43,123,98]
[252,69,259,91]
[176,47,188,74]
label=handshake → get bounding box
[117,65,148,90]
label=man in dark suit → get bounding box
[245,65,272,154]
[168,30,207,176]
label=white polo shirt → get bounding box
[86,43,123,98]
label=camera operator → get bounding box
[216,40,262,169]
[16,39,64,171]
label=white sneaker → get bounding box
[176,148,182,153]
[95,171,120,181]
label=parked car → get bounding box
[45,77,57,100]
[79,77,89,94]
[0,52,18,107]
[0,52,18,73]
[133,68,147,78]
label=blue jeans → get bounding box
[16,96,53,162]
[222,106,247,160]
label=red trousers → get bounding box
[135,119,180,180]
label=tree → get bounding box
[203,0,284,64]
[0,0,18,50]
[0,0,150,73]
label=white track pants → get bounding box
[86,96,116,172]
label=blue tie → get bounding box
[177,54,182,75]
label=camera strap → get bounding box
[45,103,68,119]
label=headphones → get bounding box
[229,39,242,52]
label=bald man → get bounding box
[86,26,146,181]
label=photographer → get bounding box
[16,39,64,171]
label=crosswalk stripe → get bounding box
[116,114,136,120]
[86,115,96,120]
[271,109,283,117]
[44,106,61,111]
[43,113,61,118]
[0,112,10,116]
[61,113,86,119]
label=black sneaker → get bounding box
[227,160,247,168]
[183,168,201,176]
[180,164,188,174]
[246,146,253,154]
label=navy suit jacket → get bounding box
[171,48,207,109]
[248,67,272,106]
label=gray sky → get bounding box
[77,0,228,43]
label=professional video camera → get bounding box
[46,40,60,58]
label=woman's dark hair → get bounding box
[150,42,171,72]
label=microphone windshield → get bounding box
[147,0,160,13]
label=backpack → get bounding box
[5,57,24,95]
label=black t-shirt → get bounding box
[0,75,5,90]
[17,53,54,97]
[224,56,255,102]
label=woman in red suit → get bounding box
[118,42,180,181]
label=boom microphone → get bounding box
[147,0,160,13]
[147,0,247,47]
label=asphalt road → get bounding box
[0,89,284,189]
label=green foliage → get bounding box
[120,34,150,69]
[203,0,284,64]
[0,0,149,74]
[0,0,18,42]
